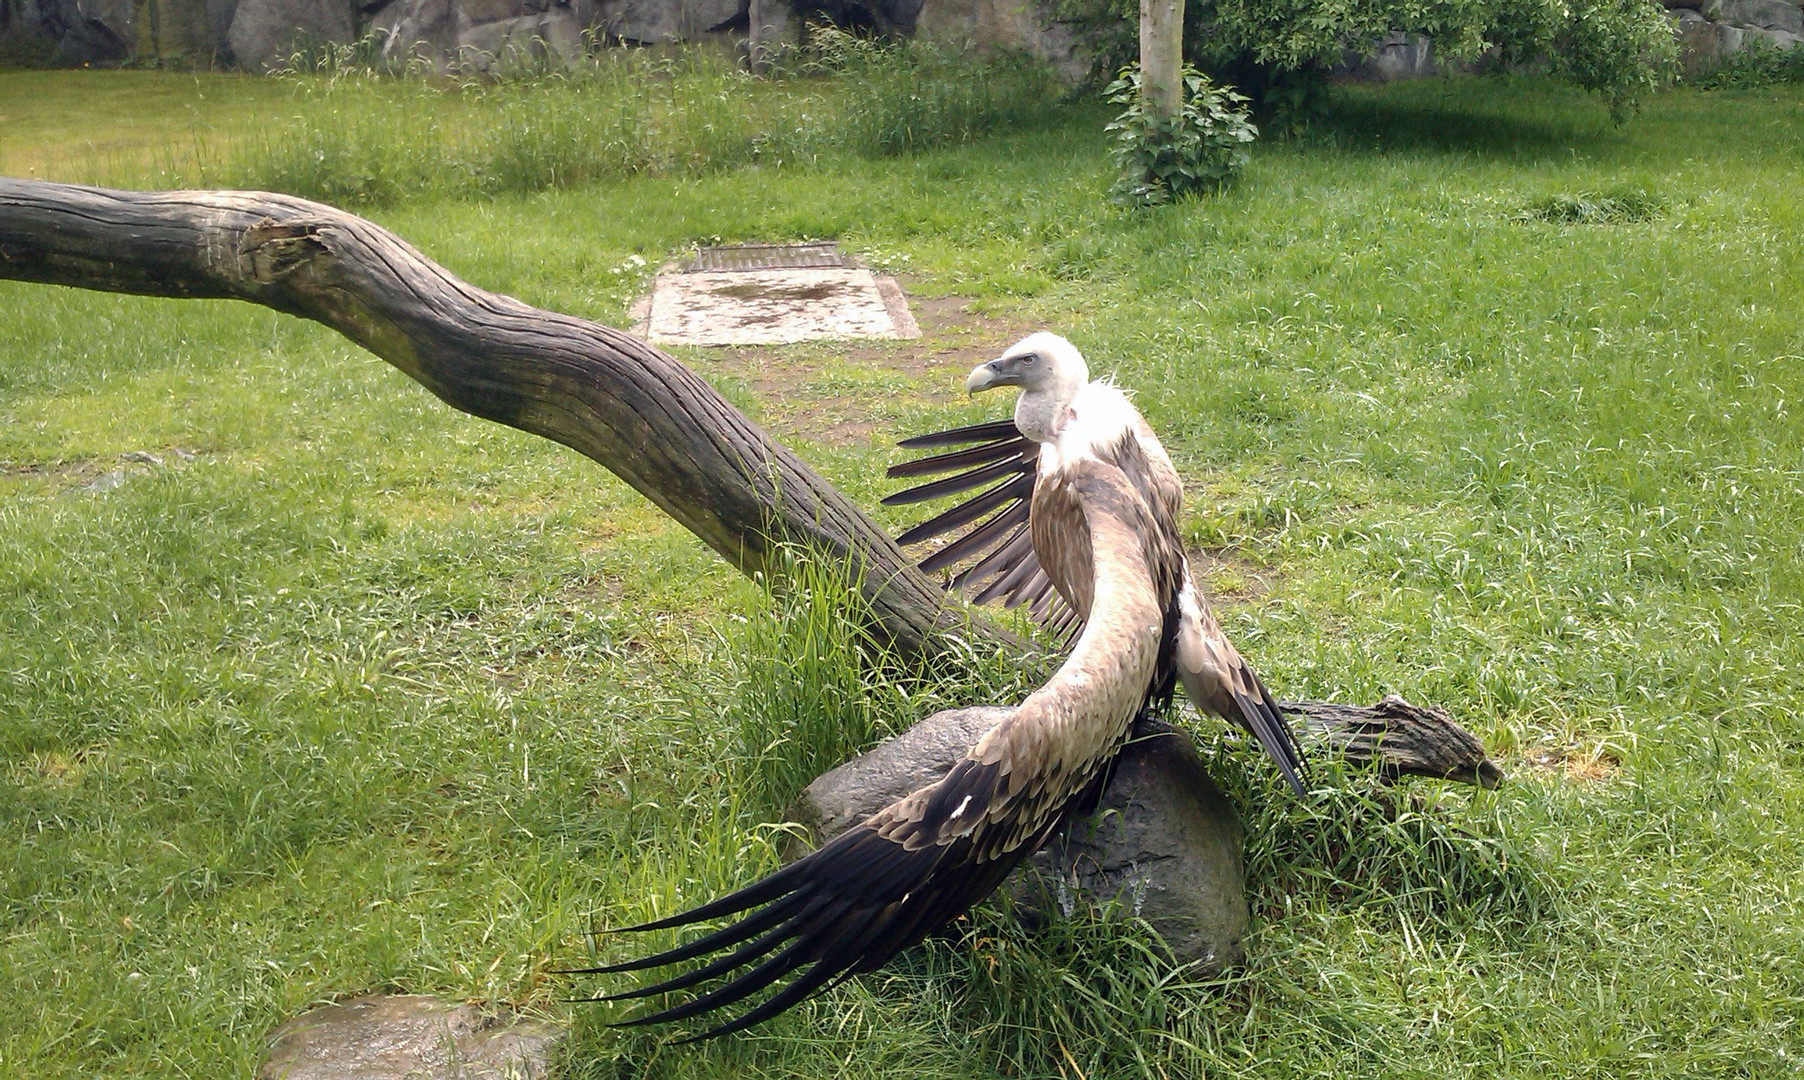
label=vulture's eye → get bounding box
[1021,354,1038,366]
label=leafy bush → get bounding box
[1104,64,1257,207]
[1052,0,1678,121]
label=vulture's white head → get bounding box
[965,332,1090,444]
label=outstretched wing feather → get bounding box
[889,421,1076,633]
[880,454,1028,506]
[894,473,1035,547]
[919,503,1028,574]
[895,419,1021,450]
[885,437,1032,481]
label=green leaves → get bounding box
[1104,64,1259,208]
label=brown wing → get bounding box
[570,461,1172,1040]
[884,420,1080,642]
[1175,572,1309,795]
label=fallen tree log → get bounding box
[0,177,1499,785]
[0,178,964,656]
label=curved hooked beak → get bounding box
[965,359,1009,395]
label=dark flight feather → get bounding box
[888,422,1074,635]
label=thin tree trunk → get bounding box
[1139,0,1184,121]
[0,178,970,656]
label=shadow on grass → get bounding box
[1308,77,1619,162]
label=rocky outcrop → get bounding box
[227,0,354,70]
[914,0,1084,80]
[0,0,1084,70]
[6,0,137,63]
[593,0,742,43]
[1668,0,1803,73]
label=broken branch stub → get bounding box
[1288,695,1503,788]
[0,178,968,656]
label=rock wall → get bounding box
[1667,0,1803,73]
[0,0,1084,71]
[28,0,1791,83]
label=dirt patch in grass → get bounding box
[2,448,201,495]
[1189,546,1274,603]
[1526,743,1621,783]
[705,283,1043,446]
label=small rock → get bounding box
[81,469,127,494]
[789,710,1248,970]
[121,450,164,466]
[259,995,566,1080]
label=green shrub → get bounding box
[1052,0,1678,121]
[1104,64,1257,207]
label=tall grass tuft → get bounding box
[1207,743,1558,932]
[1517,187,1665,225]
[228,34,1064,205]
[725,549,1036,818]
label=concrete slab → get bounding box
[259,995,565,1080]
[642,265,920,347]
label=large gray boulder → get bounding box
[1340,31,1438,81]
[1719,0,1803,34]
[1742,23,1804,48]
[369,0,456,65]
[592,0,744,43]
[1009,720,1248,972]
[788,707,1248,971]
[369,0,594,70]
[228,0,355,69]
[913,0,1086,81]
[259,995,566,1080]
[787,705,1012,843]
[46,0,137,62]
[454,2,586,68]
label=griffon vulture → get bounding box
[886,332,1308,794]
[570,453,1185,1039]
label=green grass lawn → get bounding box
[3,64,1804,1079]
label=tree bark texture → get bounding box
[0,178,965,656]
[1139,0,1184,121]
[1287,695,1502,788]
